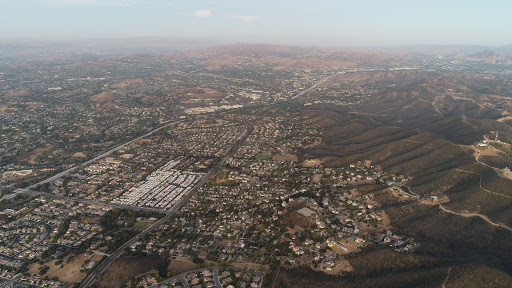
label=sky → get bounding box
[1,0,511,46]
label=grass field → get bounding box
[133,221,150,229]
[28,253,104,284]
[168,257,196,274]
[257,153,272,160]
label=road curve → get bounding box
[439,205,512,232]
[442,266,452,288]
[455,169,512,200]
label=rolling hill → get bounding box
[279,70,512,286]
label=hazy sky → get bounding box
[1,0,511,46]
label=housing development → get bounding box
[113,162,203,210]
[2,42,512,288]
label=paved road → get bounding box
[79,128,251,288]
[150,267,215,288]
[213,268,222,288]
[9,71,330,286]
[291,72,341,100]
[1,120,188,212]
[0,276,36,288]
[27,119,185,190]
[179,275,190,288]
[79,211,174,288]
[13,71,336,195]
[149,266,264,288]
[0,220,52,261]
[9,187,169,214]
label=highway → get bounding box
[291,72,341,100]
[5,71,331,287]
[28,119,185,190]
[79,127,251,288]
[8,68,383,195]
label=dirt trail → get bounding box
[463,145,491,168]
[439,205,512,232]
[442,266,452,288]
[404,139,428,145]
[455,144,512,180]
[455,169,512,199]
[432,96,445,116]
[403,175,512,233]
[347,111,390,117]
[402,138,512,231]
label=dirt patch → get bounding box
[28,262,41,276]
[314,258,353,276]
[303,138,323,149]
[3,90,32,98]
[29,253,103,284]
[72,152,87,158]
[336,236,363,254]
[134,139,152,145]
[380,210,392,229]
[495,168,512,180]
[91,92,117,102]
[477,145,504,157]
[451,94,476,101]
[497,116,512,122]
[52,149,64,155]
[140,95,162,105]
[282,212,312,230]
[212,176,235,185]
[312,174,323,183]
[172,88,227,105]
[18,145,52,164]
[231,261,267,271]
[302,159,324,167]
[211,168,230,185]
[273,154,298,162]
[53,253,104,283]
[387,188,408,201]
[168,257,196,273]
[94,256,165,288]
[128,94,147,98]
[127,94,162,105]
[111,79,143,89]
[81,216,102,224]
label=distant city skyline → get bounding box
[1,0,511,46]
